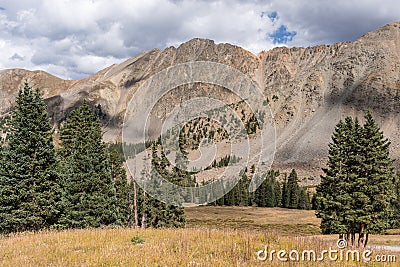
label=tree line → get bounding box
[212,169,311,209]
[149,137,312,209]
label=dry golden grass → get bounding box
[186,206,322,235]
[0,206,398,266]
[1,227,399,266]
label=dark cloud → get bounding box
[9,53,24,61]
[271,0,400,46]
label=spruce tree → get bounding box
[355,111,396,246]
[131,178,186,228]
[316,112,396,247]
[273,171,282,207]
[132,142,186,228]
[58,101,118,228]
[264,174,278,207]
[281,174,289,208]
[109,146,130,226]
[393,174,400,228]
[0,83,62,233]
[287,169,300,209]
[253,174,267,207]
[316,119,352,235]
[297,188,311,210]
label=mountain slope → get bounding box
[1,22,399,177]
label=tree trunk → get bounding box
[133,181,139,229]
[351,232,355,246]
[141,191,147,229]
[364,233,369,248]
[358,224,365,247]
[128,177,134,228]
[141,213,146,229]
[128,192,134,228]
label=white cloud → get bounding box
[0,0,399,79]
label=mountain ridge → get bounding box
[1,21,400,178]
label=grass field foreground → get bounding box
[0,206,399,266]
[0,227,397,266]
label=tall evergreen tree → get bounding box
[287,169,300,209]
[297,188,311,210]
[273,172,282,207]
[281,174,289,208]
[0,83,62,233]
[129,142,187,228]
[316,119,350,235]
[130,165,186,228]
[58,101,118,228]
[264,176,276,207]
[109,146,130,226]
[393,173,400,228]
[355,111,396,246]
[253,171,281,207]
[316,112,396,247]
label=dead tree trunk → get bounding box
[141,191,147,229]
[133,180,139,229]
[128,177,134,228]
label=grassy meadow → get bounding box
[0,206,399,266]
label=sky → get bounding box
[0,0,399,80]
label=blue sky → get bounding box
[0,0,399,80]
[270,25,296,44]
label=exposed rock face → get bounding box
[1,22,400,177]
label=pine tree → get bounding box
[273,171,282,207]
[316,119,352,235]
[297,188,311,210]
[58,101,118,228]
[393,173,400,228]
[109,146,130,226]
[281,174,289,208]
[316,112,396,247]
[311,193,318,210]
[131,178,186,228]
[253,174,267,207]
[132,143,186,228]
[287,169,300,209]
[0,83,62,233]
[354,111,396,246]
[264,176,276,207]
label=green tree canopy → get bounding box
[0,83,62,233]
[58,101,118,228]
[316,111,396,247]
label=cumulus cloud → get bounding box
[0,0,399,79]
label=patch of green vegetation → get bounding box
[131,234,145,245]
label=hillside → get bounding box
[0,22,400,178]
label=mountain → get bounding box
[1,22,400,178]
